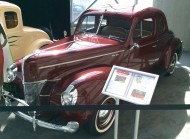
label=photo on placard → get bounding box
[131,89,146,100]
[115,75,126,83]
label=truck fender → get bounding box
[50,67,112,124]
[24,38,53,56]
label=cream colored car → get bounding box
[0,1,53,61]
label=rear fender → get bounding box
[160,38,182,69]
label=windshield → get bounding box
[76,14,132,41]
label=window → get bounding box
[157,17,164,34]
[134,18,154,39]
[4,12,18,29]
[76,15,96,33]
[82,16,95,29]
[76,14,131,40]
[100,16,131,39]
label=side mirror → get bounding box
[130,43,140,50]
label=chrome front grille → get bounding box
[24,81,45,105]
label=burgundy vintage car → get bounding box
[3,5,182,135]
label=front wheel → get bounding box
[85,96,115,135]
[165,53,178,76]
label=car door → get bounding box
[127,17,159,71]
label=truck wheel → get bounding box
[86,96,115,135]
[166,53,178,76]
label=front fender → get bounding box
[51,67,111,104]
[50,67,112,124]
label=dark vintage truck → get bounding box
[2,5,182,135]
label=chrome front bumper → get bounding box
[2,94,79,133]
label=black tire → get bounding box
[85,97,115,135]
[165,53,178,76]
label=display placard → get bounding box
[102,66,159,105]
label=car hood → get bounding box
[38,33,122,56]
[23,33,124,82]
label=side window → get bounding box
[157,17,164,34]
[4,12,18,29]
[134,18,154,40]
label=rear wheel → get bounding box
[86,96,115,135]
[165,53,178,76]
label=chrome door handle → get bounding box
[152,45,157,48]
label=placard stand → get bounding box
[134,110,140,139]
[114,98,119,139]
[114,102,140,139]
[102,66,159,139]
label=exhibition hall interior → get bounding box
[0,0,190,139]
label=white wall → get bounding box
[153,0,190,51]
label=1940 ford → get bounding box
[2,5,182,135]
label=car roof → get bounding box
[85,4,164,19]
[0,1,19,10]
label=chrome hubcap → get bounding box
[97,109,114,128]
[95,97,115,131]
[99,110,109,118]
[169,54,177,73]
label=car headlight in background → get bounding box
[7,63,17,82]
[61,84,78,105]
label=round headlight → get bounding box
[61,93,73,105]
[61,85,78,105]
[7,63,17,82]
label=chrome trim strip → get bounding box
[140,35,173,48]
[39,95,50,97]
[23,80,47,84]
[3,94,29,106]
[140,41,157,48]
[39,50,125,69]
[22,79,60,84]
[24,79,60,84]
